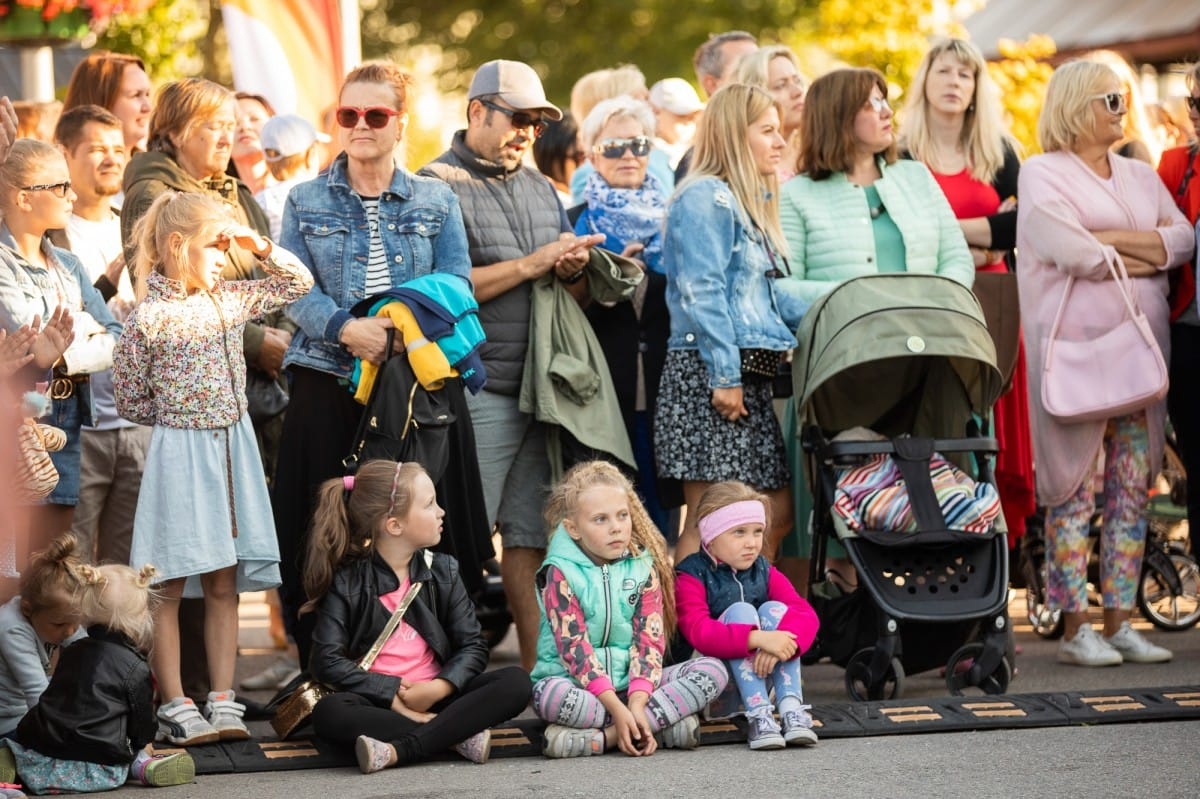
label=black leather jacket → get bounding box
[309,549,489,708]
[15,626,155,766]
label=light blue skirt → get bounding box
[131,414,281,599]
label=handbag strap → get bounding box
[357,579,422,670]
[1045,254,1146,364]
[344,327,398,475]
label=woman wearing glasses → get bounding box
[273,61,474,665]
[0,139,120,570]
[655,84,808,564]
[1019,60,1193,667]
[570,95,678,534]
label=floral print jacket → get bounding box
[113,254,313,429]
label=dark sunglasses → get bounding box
[593,136,652,159]
[1092,92,1127,115]
[22,180,71,198]
[1187,96,1200,113]
[478,99,547,136]
[335,105,402,129]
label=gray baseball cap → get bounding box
[468,60,562,120]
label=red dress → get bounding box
[932,169,1036,546]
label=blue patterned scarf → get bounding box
[580,170,668,273]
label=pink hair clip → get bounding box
[343,475,355,492]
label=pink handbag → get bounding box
[1041,256,1168,424]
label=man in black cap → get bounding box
[420,60,603,670]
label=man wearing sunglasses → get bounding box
[420,60,605,670]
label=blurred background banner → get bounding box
[220,0,360,127]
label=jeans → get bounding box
[720,600,804,715]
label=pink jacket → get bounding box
[1017,151,1194,505]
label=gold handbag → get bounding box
[271,580,423,739]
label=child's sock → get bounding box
[777,695,804,716]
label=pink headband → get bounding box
[697,500,766,548]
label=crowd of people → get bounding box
[0,27,1198,793]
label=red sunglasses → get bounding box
[335,106,402,129]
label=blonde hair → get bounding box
[147,78,235,158]
[0,138,65,212]
[901,38,1019,184]
[1083,50,1163,164]
[544,461,675,636]
[74,563,159,651]
[303,460,426,613]
[131,191,233,300]
[1038,60,1120,153]
[570,65,648,125]
[696,481,772,537]
[680,83,787,257]
[19,533,84,617]
[733,45,804,93]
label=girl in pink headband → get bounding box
[675,481,821,751]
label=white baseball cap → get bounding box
[649,78,705,116]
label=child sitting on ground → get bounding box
[305,460,531,773]
[675,481,821,750]
[0,535,85,739]
[532,461,729,758]
[2,563,195,793]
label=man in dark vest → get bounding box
[420,60,603,670]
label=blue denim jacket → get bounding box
[281,154,473,378]
[663,177,808,388]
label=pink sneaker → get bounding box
[453,729,491,764]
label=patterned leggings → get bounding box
[721,601,804,715]
[532,656,729,731]
[1046,413,1150,612]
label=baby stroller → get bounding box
[794,274,1012,700]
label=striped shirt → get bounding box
[361,195,391,297]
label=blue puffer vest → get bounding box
[675,551,771,618]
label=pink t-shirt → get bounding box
[366,578,440,683]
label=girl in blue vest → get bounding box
[675,481,820,750]
[531,461,728,758]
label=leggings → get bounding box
[1045,413,1150,613]
[311,667,531,766]
[721,601,804,715]
[532,656,728,731]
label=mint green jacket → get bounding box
[777,158,974,307]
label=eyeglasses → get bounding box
[1185,96,1200,112]
[335,105,402,129]
[865,96,891,114]
[21,181,71,198]
[593,136,652,159]
[478,99,547,137]
[1091,92,1127,115]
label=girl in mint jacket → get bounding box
[530,461,728,759]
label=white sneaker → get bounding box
[203,691,250,741]
[1103,621,1173,663]
[240,657,301,691]
[1057,623,1123,667]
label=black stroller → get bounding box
[794,274,1013,700]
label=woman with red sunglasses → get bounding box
[272,61,475,667]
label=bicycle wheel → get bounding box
[1138,552,1200,631]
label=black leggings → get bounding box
[311,667,531,765]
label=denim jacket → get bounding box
[281,153,473,378]
[663,177,807,389]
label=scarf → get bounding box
[581,170,667,273]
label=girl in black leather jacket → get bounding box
[7,564,195,793]
[305,460,530,773]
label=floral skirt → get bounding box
[3,739,128,794]
[653,349,789,490]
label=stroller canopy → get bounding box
[792,274,1005,437]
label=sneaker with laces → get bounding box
[660,715,700,750]
[1057,623,1123,667]
[203,691,250,741]
[780,706,819,746]
[132,752,196,786]
[452,729,491,764]
[1103,621,1173,663]
[157,698,220,746]
[542,724,604,758]
[240,657,301,691]
[355,736,395,774]
[746,712,786,750]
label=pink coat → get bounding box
[1017,151,1194,505]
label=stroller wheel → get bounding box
[944,642,1011,696]
[844,648,905,701]
[1138,551,1200,631]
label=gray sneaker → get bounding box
[542,724,603,758]
[660,715,700,749]
[746,712,786,750]
[203,691,250,741]
[780,706,819,746]
[157,698,220,746]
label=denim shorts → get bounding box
[464,389,550,549]
[42,384,92,506]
